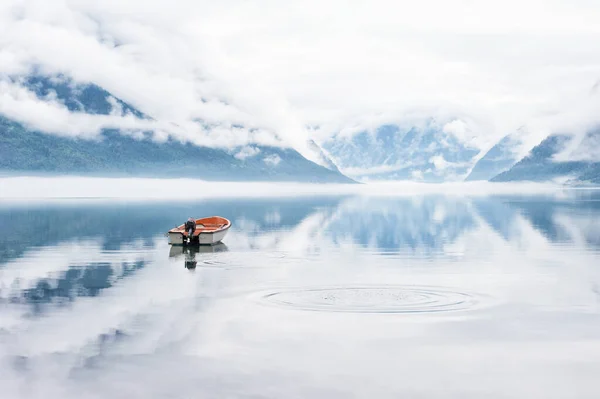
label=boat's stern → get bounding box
[168,231,184,245]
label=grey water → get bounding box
[1,191,600,398]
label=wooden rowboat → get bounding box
[167,216,231,246]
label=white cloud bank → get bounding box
[1,0,600,158]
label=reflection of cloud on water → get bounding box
[0,197,346,266]
[0,239,154,316]
[1,240,206,360]
[0,196,600,399]
[264,210,282,225]
[553,212,600,249]
[224,207,339,254]
[232,217,262,234]
[452,200,600,314]
[228,191,600,257]
[265,210,336,254]
[2,193,600,399]
[221,196,482,256]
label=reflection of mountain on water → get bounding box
[0,205,161,265]
[325,197,477,253]
[0,197,345,265]
[469,191,600,249]
[0,198,345,312]
[471,197,521,241]
[17,259,147,314]
[503,193,600,248]
[7,192,598,313]
[507,201,570,242]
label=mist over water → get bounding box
[1,188,600,398]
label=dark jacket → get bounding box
[185,220,196,233]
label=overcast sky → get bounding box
[1,0,600,159]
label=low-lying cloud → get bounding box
[1,0,600,161]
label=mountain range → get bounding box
[490,130,600,184]
[2,74,599,185]
[0,75,354,183]
[321,123,480,182]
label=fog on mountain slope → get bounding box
[3,77,600,185]
[465,134,523,181]
[23,75,147,119]
[491,128,600,185]
[0,75,354,183]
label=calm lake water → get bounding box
[1,190,600,398]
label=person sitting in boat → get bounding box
[184,217,196,243]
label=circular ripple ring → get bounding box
[259,286,481,313]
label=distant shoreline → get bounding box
[2,176,597,201]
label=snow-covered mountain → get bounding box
[305,139,341,172]
[0,75,354,183]
[491,128,600,184]
[321,122,480,182]
[465,133,523,181]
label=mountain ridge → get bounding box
[0,75,355,183]
[323,123,480,182]
[490,131,600,184]
[465,134,523,181]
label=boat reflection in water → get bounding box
[169,243,229,269]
